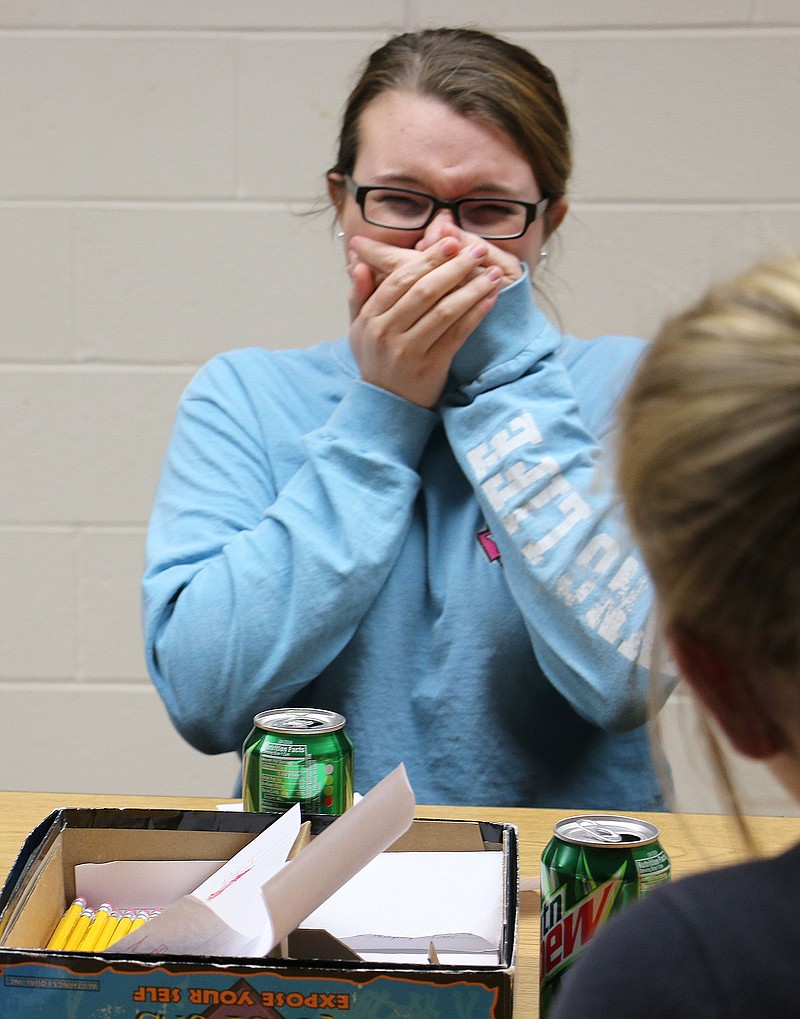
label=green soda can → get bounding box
[242,707,354,815]
[540,814,670,1016]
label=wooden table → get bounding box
[1,790,797,1016]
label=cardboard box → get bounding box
[0,806,518,1018]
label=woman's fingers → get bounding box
[415,217,462,252]
[416,221,523,288]
[348,252,503,407]
[349,234,462,305]
[400,262,503,348]
[346,231,514,406]
[346,237,428,321]
[347,258,377,321]
[403,264,504,358]
[351,236,486,323]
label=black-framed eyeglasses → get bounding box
[343,176,550,240]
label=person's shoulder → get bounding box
[553,331,648,431]
[559,330,648,375]
[187,338,353,396]
[546,884,693,1019]
[550,845,800,1019]
[206,336,349,373]
[668,839,800,919]
[603,843,800,927]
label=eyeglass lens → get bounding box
[362,188,528,238]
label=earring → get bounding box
[337,230,345,238]
[539,249,548,261]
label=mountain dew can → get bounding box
[540,814,670,1016]
[242,707,354,815]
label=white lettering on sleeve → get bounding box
[468,410,652,661]
[577,534,620,575]
[519,491,592,564]
[466,411,543,481]
[609,555,640,595]
[556,535,622,606]
[483,457,559,514]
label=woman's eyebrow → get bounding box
[365,173,522,196]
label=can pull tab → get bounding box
[577,820,623,843]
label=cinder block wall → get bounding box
[2,2,798,810]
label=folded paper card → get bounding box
[109,763,416,957]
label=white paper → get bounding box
[299,851,504,956]
[75,859,225,911]
[357,950,500,967]
[193,803,302,936]
[112,763,415,958]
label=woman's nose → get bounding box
[424,207,457,240]
[431,207,456,226]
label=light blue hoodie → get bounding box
[143,269,672,808]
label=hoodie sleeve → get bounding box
[142,352,437,755]
[440,267,673,731]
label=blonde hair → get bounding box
[617,256,800,816]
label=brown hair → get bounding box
[329,28,571,232]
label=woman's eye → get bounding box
[464,202,516,225]
[373,193,429,218]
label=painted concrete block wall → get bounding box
[1,1,798,811]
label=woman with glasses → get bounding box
[143,28,670,808]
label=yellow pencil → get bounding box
[105,910,135,949]
[64,908,95,951]
[77,902,113,952]
[93,910,121,952]
[129,909,151,932]
[46,896,87,950]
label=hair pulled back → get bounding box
[617,256,800,703]
[330,28,571,227]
